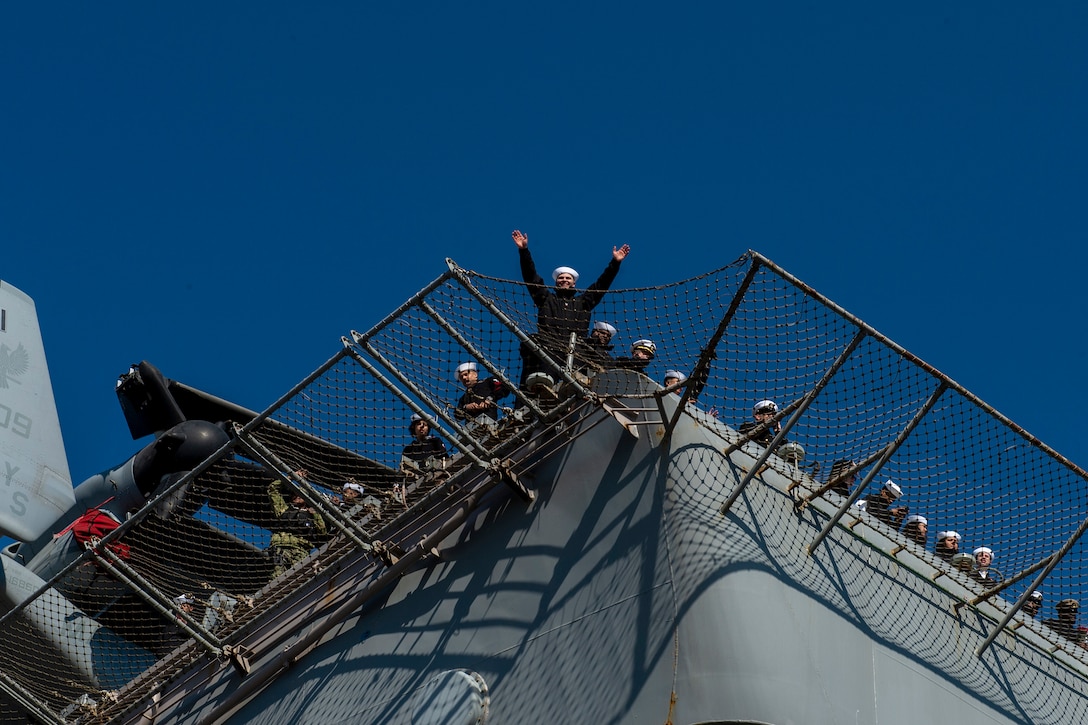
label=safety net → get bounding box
[0,250,1085,723]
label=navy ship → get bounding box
[0,251,1086,724]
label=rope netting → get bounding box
[0,249,1085,722]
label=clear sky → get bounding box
[3,4,1086,484]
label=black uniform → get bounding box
[518,248,623,385]
[935,541,958,562]
[857,493,906,528]
[970,568,1005,587]
[456,377,509,421]
[1043,616,1082,642]
[738,421,787,450]
[402,435,447,466]
[576,335,615,372]
[613,355,650,373]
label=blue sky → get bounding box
[3,4,1086,483]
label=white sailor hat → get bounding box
[937,530,962,542]
[552,266,579,283]
[1030,590,1043,601]
[973,546,994,559]
[343,481,365,495]
[174,593,195,606]
[664,370,687,384]
[593,320,617,336]
[903,514,927,527]
[882,480,903,499]
[753,400,779,415]
[631,339,657,356]
[454,361,477,380]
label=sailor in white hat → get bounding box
[455,361,511,422]
[901,514,928,546]
[511,228,632,390]
[1023,590,1044,618]
[739,399,787,450]
[336,477,384,520]
[579,320,619,371]
[615,339,656,374]
[854,479,907,528]
[753,400,779,416]
[341,479,365,502]
[970,546,1004,586]
[552,266,580,285]
[454,361,477,382]
[592,320,617,338]
[664,370,688,388]
[935,530,962,562]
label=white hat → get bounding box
[409,413,429,429]
[552,266,579,283]
[343,481,365,495]
[1030,590,1043,601]
[903,514,927,526]
[174,593,195,606]
[753,400,779,415]
[882,480,903,499]
[631,339,656,356]
[973,546,994,559]
[937,530,962,542]
[593,320,617,336]
[454,361,477,380]
[664,370,687,384]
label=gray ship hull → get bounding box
[208,383,1086,725]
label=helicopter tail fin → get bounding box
[0,281,75,541]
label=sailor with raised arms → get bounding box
[512,228,631,395]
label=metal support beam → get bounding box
[96,546,222,655]
[976,508,1088,657]
[444,259,594,401]
[0,671,66,725]
[417,298,546,419]
[233,429,376,553]
[718,329,866,516]
[665,255,762,439]
[197,471,509,723]
[807,381,949,553]
[342,337,492,468]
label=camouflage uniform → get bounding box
[268,480,327,577]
